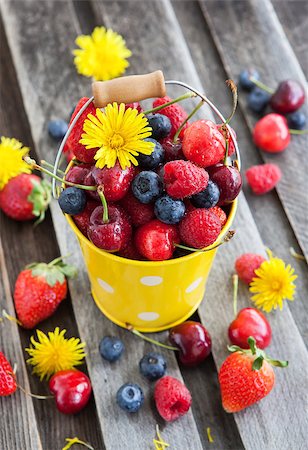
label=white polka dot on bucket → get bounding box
[140,276,163,286]
[186,277,203,293]
[97,278,114,294]
[138,312,160,321]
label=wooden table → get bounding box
[0,1,307,449]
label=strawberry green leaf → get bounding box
[28,178,51,225]
[252,356,264,371]
[57,263,78,279]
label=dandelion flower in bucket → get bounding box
[80,102,154,170]
[0,137,31,190]
[26,327,86,380]
[249,249,297,312]
[73,26,132,81]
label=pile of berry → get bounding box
[59,96,242,261]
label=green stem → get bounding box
[25,158,97,192]
[143,92,196,115]
[232,274,238,317]
[289,128,308,135]
[250,78,274,94]
[127,326,179,351]
[48,254,72,267]
[41,160,65,175]
[173,100,204,142]
[225,80,238,125]
[175,231,235,253]
[98,187,109,223]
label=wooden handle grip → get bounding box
[92,70,166,107]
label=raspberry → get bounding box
[179,209,221,249]
[121,190,154,227]
[65,98,97,163]
[152,97,189,139]
[125,102,143,113]
[246,163,282,195]
[235,253,266,284]
[209,206,227,227]
[164,160,209,199]
[182,120,226,167]
[154,376,192,422]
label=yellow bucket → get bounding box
[66,200,237,332]
[53,72,240,332]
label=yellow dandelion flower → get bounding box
[80,103,154,170]
[73,26,132,81]
[26,328,86,380]
[0,136,31,190]
[250,250,297,312]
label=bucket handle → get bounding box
[52,72,240,198]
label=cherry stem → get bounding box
[232,274,238,318]
[41,160,65,175]
[173,99,204,143]
[97,187,109,223]
[23,157,97,192]
[225,80,238,125]
[126,324,179,351]
[143,92,197,116]
[249,77,275,94]
[17,383,53,400]
[289,247,305,261]
[175,230,235,253]
[289,128,308,135]
[223,139,229,166]
[2,309,22,326]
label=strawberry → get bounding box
[219,337,288,413]
[0,174,51,223]
[179,209,221,249]
[0,352,17,396]
[182,120,226,167]
[152,96,189,139]
[13,257,77,329]
[64,97,98,163]
[246,163,282,195]
[164,160,209,199]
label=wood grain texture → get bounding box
[0,1,203,448]
[0,238,42,450]
[199,0,308,261]
[272,0,308,74]
[172,0,308,342]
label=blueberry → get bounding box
[286,111,306,130]
[58,187,86,215]
[247,88,270,113]
[48,119,68,140]
[116,383,144,413]
[154,195,185,224]
[139,352,167,381]
[191,180,220,209]
[99,336,124,362]
[132,171,163,204]
[137,138,164,170]
[239,69,260,91]
[146,114,172,141]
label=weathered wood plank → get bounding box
[272,0,308,74]
[0,238,42,450]
[0,1,204,448]
[199,0,308,262]
[0,7,105,450]
[172,0,308,342]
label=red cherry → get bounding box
[182,120,226,168]
[207,163,242,205]
[65,164,92,185]
[88,205,132,251]
[49,370,92,415]
[73,200,100,236]
[270,80,305,114]
[120,190,154,227]
[228,308,272,349]
[91,163,136,202]
[135,219,180,261]
[161,138,185,161]
[253,113,290,153]
[169,321,212,366]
